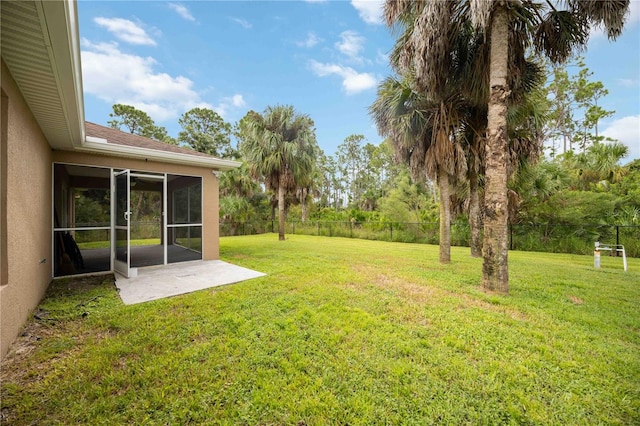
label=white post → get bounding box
[594,249,601,269]
[621,247,627,272]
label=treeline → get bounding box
[106,62,638,261]
[106,70,639,249]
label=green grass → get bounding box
[2,234,639,425]
[78,239,162,249]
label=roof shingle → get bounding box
[85,121,221,160]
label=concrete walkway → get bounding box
[115,260,266,305]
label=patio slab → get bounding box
[115,260,266,305]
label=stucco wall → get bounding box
[52,151,220,261]
[1,60,54,358]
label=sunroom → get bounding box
[52,122,241,279]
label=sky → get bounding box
[78,1,640,161]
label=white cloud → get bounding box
[80,39,212,122]
[231,94,246,108]
[296,32,322,48]
[351,0,384,25]
[618,78,639,88]
[214,94,247,118]
[336,30,366,62]
[309,60,377,95]
[231,17,252,29]
[169,3,196,22]
[93,17,157,46]
[376,49,389,65]
[601,115,640,160]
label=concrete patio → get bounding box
[114,260,266,305]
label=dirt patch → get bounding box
[568,295,584,305]
[350,263,529,323]
[351,263,446,302]
[47,273,116,297]
[230,254,249,260]
[1,274,117,386]
[456,293,530,322]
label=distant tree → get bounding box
[572,58,615,150]
[337,134,366,207]
[546,63,577,155]
[378,173,435,224]
[178,108,235,157]
[108,104,176,144]
[220,196,254,235]
[238,105,319,240]
[315,152,334,209]
[545,57,616,155]
[219,164,259,198]
[578,141,629,187]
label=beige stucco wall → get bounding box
[1,60,54,358]
[0,59,221,359]
[52,151,220,261]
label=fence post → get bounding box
[318,222,320,236]
[293,222,295,235]
[616,225,620,256]
[390,223,393,241]
[271,220,274,233]
[350,221,353,238]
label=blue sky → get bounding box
[78,1,640,161]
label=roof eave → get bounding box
[37,0,85,148]
[77,140,242,171]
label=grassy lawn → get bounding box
[78,238,162,249]
[1,234,638,424]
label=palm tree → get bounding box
[385,0,630,293]
[219,164,259,199]
[575,141,629,188]
[239,106,318,240]
[296,159,322,222]
[370,74,466,263]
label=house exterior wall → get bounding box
[51,150,220,261]
[1,60,54,358]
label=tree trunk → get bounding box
[482,5,510,293]
[278,182,286,241]
[438,168,451,264]
[469,153,482,258]
[301,199,308,222]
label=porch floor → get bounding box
[114,260,266,305]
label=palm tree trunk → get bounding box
[482,4,509,293]
[438,168,451,264]
[469,156,482,258]
[301,199,308,222]
[278,182,286,241]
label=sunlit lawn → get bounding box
[1,234,638,424]
[78,238,202,251]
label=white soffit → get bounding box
[1,0,85,149]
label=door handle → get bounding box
[124,211,130,221]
